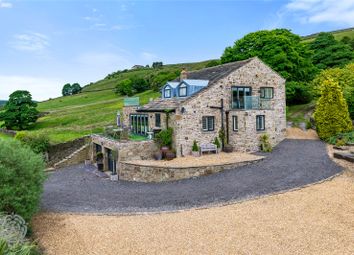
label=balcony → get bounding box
[232,96,272,110]
[124,97,140,106]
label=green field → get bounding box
[19,60,215,144]
[302,27,354,43]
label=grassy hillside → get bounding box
[302,27,354,43]
[24,60,215,143]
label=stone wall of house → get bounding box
[90,135,159,171]
[174,58,286,156]
[119,158,263,182]
[122,106,138,128]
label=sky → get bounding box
[1,0,354,101]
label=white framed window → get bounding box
[256,115,265,131]
[202,116,215,131]
[260,87,274,99]
[179,83,187,97]
[164,87,171,98]
[232,116,238,131]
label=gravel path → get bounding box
[41,139,343,214]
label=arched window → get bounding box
[179,83,187,97]
[164,87,171,98]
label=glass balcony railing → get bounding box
[232,96,272,110]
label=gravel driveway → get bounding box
[41,139,343,214]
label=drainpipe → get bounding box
[225,111,229,145]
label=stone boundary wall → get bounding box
[48,136,90,166]
[119,158,263,182]
[0,128,16,137]
[54,145,90,169]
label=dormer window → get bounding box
[179,83,187,97]
[164,87,171,98]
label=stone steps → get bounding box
[333,152,354,163]
[54,144,89,168]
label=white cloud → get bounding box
[0,75,64,101]
[141,51,158,61]
[10,32,49,52]
[0,0,12,8]
[286,0,354,25]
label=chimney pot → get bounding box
[180,68,188,80]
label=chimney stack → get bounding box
[180,68,187,80]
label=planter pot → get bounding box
[97,162,104,171]
[192,151,200,157]
[161,146,169,158]
[165,151,176,161]
[153,151,163,160]
[85,159,91,165]
[110,174,118,181]
[223,144,233,153]
[217,148,222,153]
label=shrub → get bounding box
[213,137,221,148]
[259,134,272,152]
[0,238,39,255]
[15,132,50,155]
[0,139,46,222]
[286,81,313,105]
[314,78,352,140]
[328,131,354,145]
[154,128,173,148]
[192,140,199,152]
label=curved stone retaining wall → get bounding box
[119,159,263,182]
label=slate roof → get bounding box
[138,58,254,111]
[182,79,209,87]
[165,82,180,88]
[137,98,185,112]
[174,58,253,84]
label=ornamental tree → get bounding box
[0,90,39,130]
[313,78,352,140]
[312,63,354,119]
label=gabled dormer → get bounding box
[161,82,179,99]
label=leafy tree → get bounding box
[340,36,354,50]
[71,83,82,94]
[130,77,148,93]
[149,70,179,91]
[221,29,317,82]
[310,32,354,69]
[152,62,163,68]
[62,83,72,96]
[115,79,134,96]
[206,59,221,68]
[312,63,354,119]
[286,81,313,105]
[0,90,39,130]
[0,138,46,221]
[313,78,352,140]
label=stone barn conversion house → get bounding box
[123,57,286,157]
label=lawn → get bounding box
[24,90,159,144]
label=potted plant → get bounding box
[213,137,221,153]
[259,133,273,152]
[223,144,233,153]
[192,140,200,157]
[96,151,104,171]
[153,151,163,160]
[154,128,173,158]
[165,149,176,160]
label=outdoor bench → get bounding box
[200,143,218,155]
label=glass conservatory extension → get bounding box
[130,114,149,135]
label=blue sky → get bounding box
[1,0,354,101]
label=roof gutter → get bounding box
[136,108,176,113]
